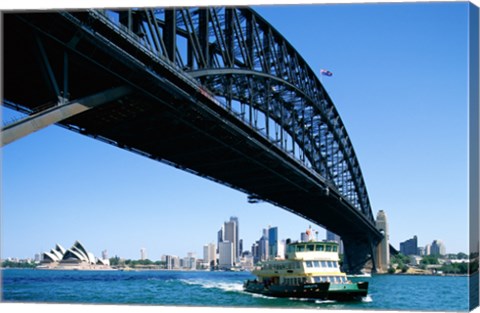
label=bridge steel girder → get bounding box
[3,8,382,273]
[1,86,132,146]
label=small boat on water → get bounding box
[243,240,368,301]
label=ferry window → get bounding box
[296,245,306,252]
[315,245,324,251]
[313,261,320,268]
[326,245,332,252]
[327,261,333,268]
[333,246,338,252]
[305,261,313,268]
[333,261,338,268]
[321,261,327,268]
[307,244,315,251]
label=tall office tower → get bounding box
[239,239,243,256]
[217,228,223,253]
[102,249,108,260]
[425,244,432,256]
[278,240,286,259]
[251,242,260,264]
[164,255,180,270]
[224,217,238,260]
[230,216,240,259]
[218,241,234,269]
[259,234,269,261]
[203,243,216,268]
[430,240,446,256]
[400,235,418,256]
[375,210,390,272]
[268,226,278,259]
[140,248,147,260]
[417,246,426,256]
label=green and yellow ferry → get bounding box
[243,240,368,301]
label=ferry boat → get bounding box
[243,240,368,301]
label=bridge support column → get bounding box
[1,86,132,146]
[342,236,376,274]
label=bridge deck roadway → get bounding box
[3,11,382,272]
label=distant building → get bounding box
[39,241,110,269]
[163,255,180,270]
[417,246,426,256]
[268,226,278,259]
[430,240,446,256]
[183,252,196,270]
[375,210,390,272]
[217,228,223,253]
[240,253,254,271]
[400,236,418,256]
[425,244,431,256]
[258,233,269,261]
[278,240,286,259]
[102,249,108,260]
[230,216,240,260]
[300,232,309,242]
[140,248,147,260]
[251,242,260,264]
[203,243,216,268]
[223,217,239,262]
[218,241,234,269]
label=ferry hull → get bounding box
[327,281,369,301]
[243,281,330,299]
[243,280,368,301]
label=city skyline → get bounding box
[2,1,472,261]
[3,216,459,264]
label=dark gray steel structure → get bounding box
[2,7,383,273]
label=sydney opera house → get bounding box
[39,240,111,270]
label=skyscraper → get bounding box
[230,216,240,259]
[430,240,446,256]
[224,217,239,261]
[217,228,223,253]
[259,233,269,261]
[140,248,147,260]
[203,242,216,268]
[218,241,234,269]
[268,226,278,259]
[375,210,390,272]
[400,236,418,256]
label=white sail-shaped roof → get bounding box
[42,251,60,262]
[55,244,66,255]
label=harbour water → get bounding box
[1,269,471,311]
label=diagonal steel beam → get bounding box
[1,85,132,146]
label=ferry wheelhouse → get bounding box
[243,240,368,301]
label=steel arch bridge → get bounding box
[2,7,383,273]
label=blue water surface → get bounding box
[1,269,472,311]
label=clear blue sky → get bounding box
[1,1,471,261]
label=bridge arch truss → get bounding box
[101,7,374,223]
